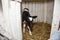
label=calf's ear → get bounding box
[32,16,37,19]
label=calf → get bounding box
[22,8,37,35]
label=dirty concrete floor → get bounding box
[23,22,51,40]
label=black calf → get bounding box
[22,8,37,35]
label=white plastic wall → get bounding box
[9,1,22,40]
[49,0,60,40]
[1,0,22,40]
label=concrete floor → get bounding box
[23,22,51,40]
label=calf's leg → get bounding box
[23,21,26,33]
[27,22,33,35]
[27,26,32,35]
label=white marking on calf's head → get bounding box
[24,9,29,11]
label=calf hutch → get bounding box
[0,0,60,40]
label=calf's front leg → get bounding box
[27,26,32,36]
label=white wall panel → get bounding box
[1,0,22,40]
[9,1,22,40]
[49,0,60,40]
[46,1,54,24]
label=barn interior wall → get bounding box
[22,1,54,24]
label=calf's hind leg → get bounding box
[23,21,26,33]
